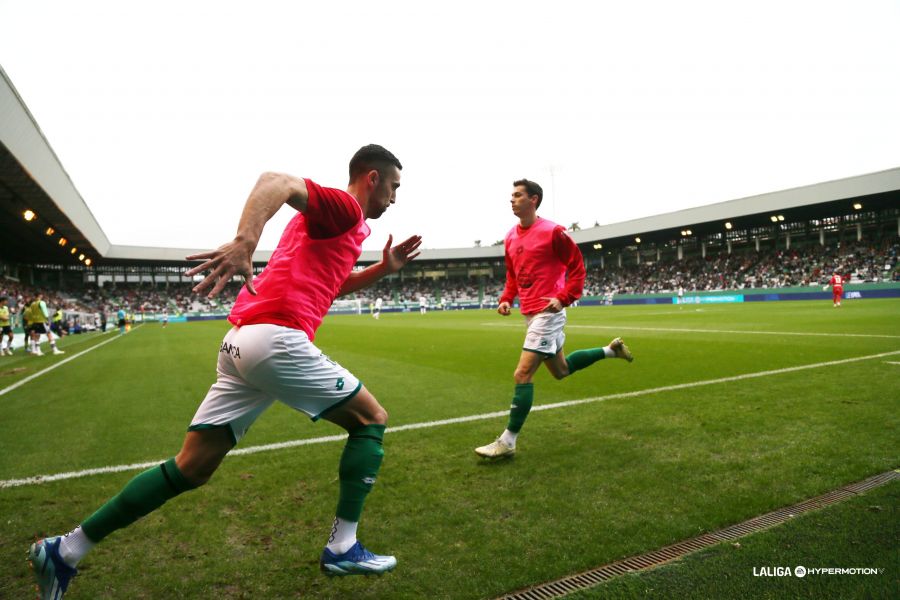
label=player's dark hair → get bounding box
[513,179,543,208]
[349,144,402,182]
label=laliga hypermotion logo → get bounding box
[754,565,884,577]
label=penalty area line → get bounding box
[2,348,899,489]
[0,334,122,398]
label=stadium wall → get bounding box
[151,282,900,322]
[588,282,900,306]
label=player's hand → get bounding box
[822,286,828,291]
[540,297,563,313]
[497,301,511,316]
[185,237,257,298]
[383,234,422,273]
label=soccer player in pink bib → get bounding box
[475,179,634,459]
[29,145,422,598]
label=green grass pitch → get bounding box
[1,299,898,599]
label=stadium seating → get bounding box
[2,240,897,322]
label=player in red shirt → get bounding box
[475,179,634,459]
[29,145,422,598]
[825,271,847,307]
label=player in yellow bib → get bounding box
[27,293,64,356]
[0,296,13,356]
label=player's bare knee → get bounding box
[175,432,231,486]
[368,404,389,426]
[175,458,215,487]
[186,470,213,487]
[514,369,533,384]
[355,388,388,425]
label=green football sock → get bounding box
[81,458,196,542]
[507,383,534,433]
[336,424,385,522]
[565,347,606,374]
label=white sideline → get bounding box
[3,348,899,489]
[484,322,900,339]
[0,334,121,397]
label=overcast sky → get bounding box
[1,0,899,252]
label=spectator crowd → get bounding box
[2,240,898,325]
[584,241,899,297]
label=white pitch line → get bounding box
[3,348,899,490]
[0,334,122,397]
[483,322,900,339]
[591,308,709,316]
[885,361,900,365]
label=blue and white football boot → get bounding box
[320,541,397,576]
[28,536,77,599]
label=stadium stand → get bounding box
[2,238,897,328]
[585,239,900,297]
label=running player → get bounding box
[475,179,633,459]
[28,144,422,598]
[373,296,383,319]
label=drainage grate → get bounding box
[497,469,898,600]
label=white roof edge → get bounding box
[87,166,900,262]
[0,64,112,254]
[107,167,899,263]
[571,167,900,244]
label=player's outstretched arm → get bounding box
[338,234,422,296]
[185,173,309,297]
